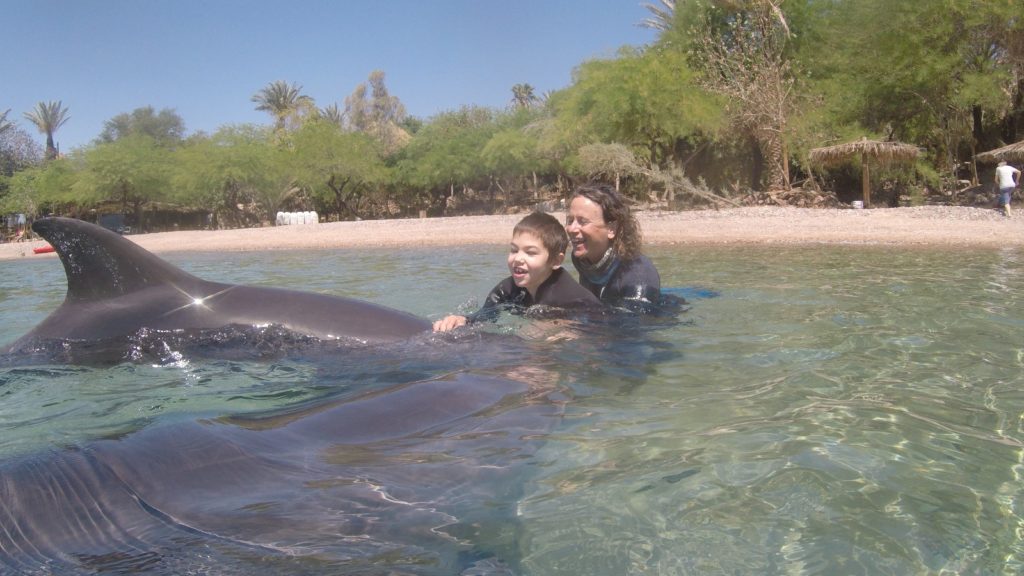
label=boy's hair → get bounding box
[571,183,643,260]
[513,211,569,262]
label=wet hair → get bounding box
[513,211,569,263]
[570,183,643,260]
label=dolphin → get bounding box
[0,371,561,573]
[8,217,431,352]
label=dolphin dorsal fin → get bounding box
[32,217,202,302]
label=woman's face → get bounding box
[565,196,615,264]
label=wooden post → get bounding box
[862,152,870,208]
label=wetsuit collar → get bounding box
[573,248,620,287]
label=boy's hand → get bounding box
[433,315,468,332]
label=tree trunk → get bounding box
[861,153,871,208]
[972,105,984,145]
[328,176,354,220]
[1001,77,1023,144]
[44,134,57,160]
[133,198,144,232]
[759,130,787,190]
[749,137,765,191]
[969,139,979,186]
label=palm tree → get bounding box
[251,80,314,132]
[640,0,675,31]
[510,83,539,109]
[0,108,12,135]
[641,0,788,36]
[24,101,70,159]
[319,103,344,127]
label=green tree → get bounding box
[0,124,45,212]
[252,80,314,133]
[34,156,79,211]
[481,108,551,201]
[510,83,539,110]
[554,47,722,176]
[23,101,70,160]
[1,167,37,214]
[2,156,70,215]
[394,106,498,208]
[318,103,344,127]
[674,0,798,190]
[289,119,386,220]
[805,0,1022,183]
[97,106,186,146]
[3,156,78,215]
[73,134,171,229]
[172,125,292,225]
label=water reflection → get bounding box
[0,245,1022,574]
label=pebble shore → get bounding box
[2,206,1021,262]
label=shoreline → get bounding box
[1,206,1021,261]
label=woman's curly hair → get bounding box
[571,183,643,260]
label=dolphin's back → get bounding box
[10,217,430,349]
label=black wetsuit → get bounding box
[573,251,661,310]
[469,268,601,323]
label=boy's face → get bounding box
[508,231,564,296]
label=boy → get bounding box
[433,211,601,332]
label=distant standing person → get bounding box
[564,183,661,310]
[995,161,1020,218]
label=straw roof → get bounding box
[809,137,920,168]
[976,140,1024,164]
[809,137,920,208]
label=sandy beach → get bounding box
[1,206,1021,261]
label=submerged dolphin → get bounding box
[0,372,561,573]
[8,217,430,352]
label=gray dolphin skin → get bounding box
[0,372,561,573]
[8,217,431,352]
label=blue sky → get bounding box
[3,0,657,152]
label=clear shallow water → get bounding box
[1,244,1023,574]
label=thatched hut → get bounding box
[809,137,920,208]
[977,140,1024,164]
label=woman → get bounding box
[564,183,661,310]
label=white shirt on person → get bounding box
[996,164,1021,189]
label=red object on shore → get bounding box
[33,245,55,254]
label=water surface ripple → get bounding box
[0,244,1021,575]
